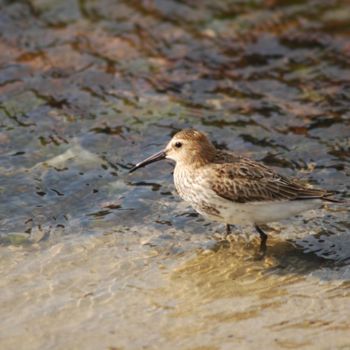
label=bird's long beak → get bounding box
[129,149,166,173]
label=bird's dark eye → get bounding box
[174,142,182,148]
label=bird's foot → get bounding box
[214,224,232,241]
[222,224,232,241]
[254,225,268,259]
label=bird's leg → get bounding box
[255,225,268,254]
[224,224,231,240]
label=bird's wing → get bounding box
[203,157,332,203]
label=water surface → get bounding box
[0,0,349,349]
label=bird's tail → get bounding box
[321,191,345,203]
[296,187,345,203]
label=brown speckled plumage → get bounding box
[207,152,334,203]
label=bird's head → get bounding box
[129,129,216,173]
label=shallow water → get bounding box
[0,0,350,349]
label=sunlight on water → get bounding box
[1,233,349,349]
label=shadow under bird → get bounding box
[129,129,340,253]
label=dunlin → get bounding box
[130,129,339,253]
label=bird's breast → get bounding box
[173,166,225,220]
[173,166,196,202]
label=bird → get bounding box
[129,129,339,254]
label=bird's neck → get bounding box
[177,154,215,170]
[180,146,217,169]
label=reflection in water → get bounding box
[161,241,350,348]
[171,239,324,303]
[0,0,349,349]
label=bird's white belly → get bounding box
[198,197,323,225]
